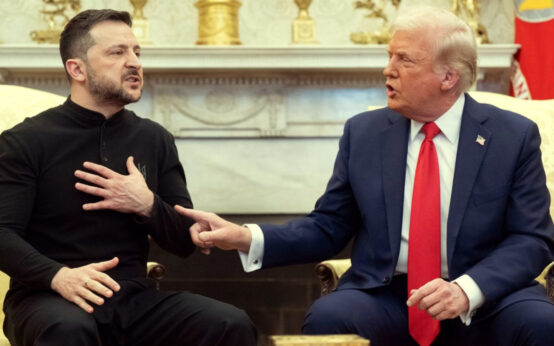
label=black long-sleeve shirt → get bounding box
[0,98,195,291]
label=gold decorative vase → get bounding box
[292,0,318,44]
[130,0,147,19]
[130,0,152,44]
[195,0,242,45]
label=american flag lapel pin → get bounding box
[476,134,486,146]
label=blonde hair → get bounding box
[391,6,477,94]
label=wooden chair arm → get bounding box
[315,259,554,302]
[147,261,167,290]
[314,259,351,296]
[537,261,554,301]
[546,262,554,302]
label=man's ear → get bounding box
[65,58,86,82]
[440,69,460,92]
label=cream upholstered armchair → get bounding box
[0,272,9,346]
[315,91,554,301]
[0,85,167,345]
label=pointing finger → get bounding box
[174,205,211,221]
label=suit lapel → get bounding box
[381,111,410,260]
[447,95,491,267]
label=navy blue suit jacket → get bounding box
[261,94,553,319]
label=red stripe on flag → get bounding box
[514,17,554,99]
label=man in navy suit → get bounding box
[176,6,554,346]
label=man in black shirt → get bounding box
[0,9,256,346]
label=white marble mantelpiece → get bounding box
[0,44,519,72]
[0,44,519,213]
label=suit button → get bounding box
[382,276,390,283]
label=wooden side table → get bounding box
[268,334,370,346]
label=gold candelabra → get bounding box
[351,0,489,44]
[30,0,81,44]
[452,0,489,44]
[292,0,318,44]
[350,0,401,44]
[195,0,242,45]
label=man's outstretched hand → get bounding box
[174,206,252,255]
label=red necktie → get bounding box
[408,122,441,346]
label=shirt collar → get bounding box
[409,93,465,143]
[64,96,127,126]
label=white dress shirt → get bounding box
[240,94,484,324]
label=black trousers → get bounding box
[3,279,257,346]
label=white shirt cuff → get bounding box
[238,224,264,272]
[453,274,485,325]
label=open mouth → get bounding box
[123,74,142,89]
[125,76,141,83]
[386,83,396,96]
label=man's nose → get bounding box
[126,52,142,69]
[383,57,397,78]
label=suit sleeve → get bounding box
[262,119,362,267]
[465,121,554,305]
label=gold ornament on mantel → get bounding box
[130,0,152,44]
[452,0,489,44]
[195,0,242,45]
[350,0,401,44]
[292,0,318,44]
[30,0,81,44]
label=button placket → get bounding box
[99,122,109,163]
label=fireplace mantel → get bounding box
[0,44,518,73]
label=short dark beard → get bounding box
[86,62,142,106]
